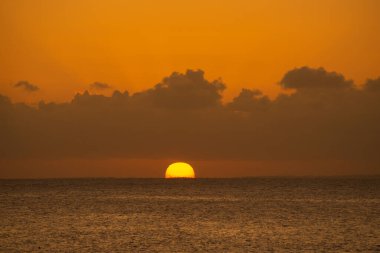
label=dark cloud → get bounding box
[280,66,353,90]
[90,82,112,90]
[1,67,379,176]
[363,77,380,92]
[13,81,39,92]
[227,88,270,112]
[132,69,225,109]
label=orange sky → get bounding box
[1,0,380,104]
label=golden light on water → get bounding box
[165,162,195,179]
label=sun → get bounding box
[165,162,195,178]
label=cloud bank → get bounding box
[1,67,380,174]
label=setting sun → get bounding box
[165,162,195,179]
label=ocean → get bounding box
[1,177,379,252]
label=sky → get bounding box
[0,0,380,177]
[1,0,380,103]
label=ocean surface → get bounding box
[0,177,379,252]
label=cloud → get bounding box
[1,67,379,176]
[13,81,39,92]
[363,77,380,92]
[90,82,112,90]
[227,88,270,112]
[132,69,225,109]
[280,66,353,90]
